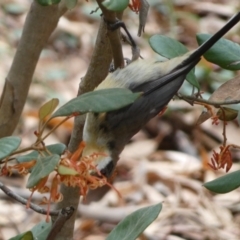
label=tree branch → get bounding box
[179,94,240,107]
[0,1,67,137]
[46,207,75,240]
[55,3,126,239]
[55,19,113,239]
[55,12,123,240]
[0,181,59,216]
[96,0,124,70]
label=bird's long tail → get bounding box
[144,11,240,96]
[179,12,240,68]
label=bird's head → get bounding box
[82,112,120,178]
[81,142,115,178]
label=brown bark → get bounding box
[0,2,67,137]
[55,2,125,239]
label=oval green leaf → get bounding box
[9,231,33,240]
[203,170,240,193]
[31,220,52,240]
[52,88,141,118]
[102,0,129,12]
[27,154,60,188]
[16,143,66,163]
[0,136,21,160]
[185,70,199,89]
[149,35,189,59]
[16,151,38,163]
[106,203,162,240]
[58,165,78,175]
[9,221,51,240]
[197,34,240,70]
[36,0,61,6]
[39,98,59,120]
[149,35,199,89]
[46,143,66,155]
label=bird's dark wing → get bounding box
[105,59,199,145]
[105,11,240,141]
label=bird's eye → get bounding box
[100,160,114,177]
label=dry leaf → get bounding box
[197,75,240,124]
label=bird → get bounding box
[82,12,240,178]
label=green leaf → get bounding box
[204,170,240,193]
[149,35,189,59]
[47,143,66,155]
[16,151,37,164]
[102,0,129,11]
[58,165,78,175]
[185,70,199,89]
[9,231,33,240]
[197,34,240,70]
[0,136,21,159]
[39,98,59,120]
[106,203,162,240]
[27,154,60,188]
[52,88,141,118]
[36,0,61,6]
[16,143,66,163]
[64,0,77,9]
[31,221,52,240]
[149,35,199,89]
[9,221,51,240]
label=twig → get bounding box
[40,115,74,142]
[0,181,59,216]
[56,2,126,238]
[96,0,124,69]
[0,146,34,164]
[221,107,228,146]
[179,94,240,107]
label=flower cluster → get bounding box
[129,0,141,13]
[209,145,232,172]
[58,142,111,198]
[1,142,118,221]
[1,160,36,176]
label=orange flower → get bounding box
[27,176,49,210]
[209,145,232,172]
[0,165,10,176]
[22,142,120,221]
[211,115,219,125]
[129,0,141,13]
[58,142,121,199]
[58,144,110,198]
[1,160,36,176]
[43,175,63,222]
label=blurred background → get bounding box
[0,0,240,239]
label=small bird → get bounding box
[82,12,240,178]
